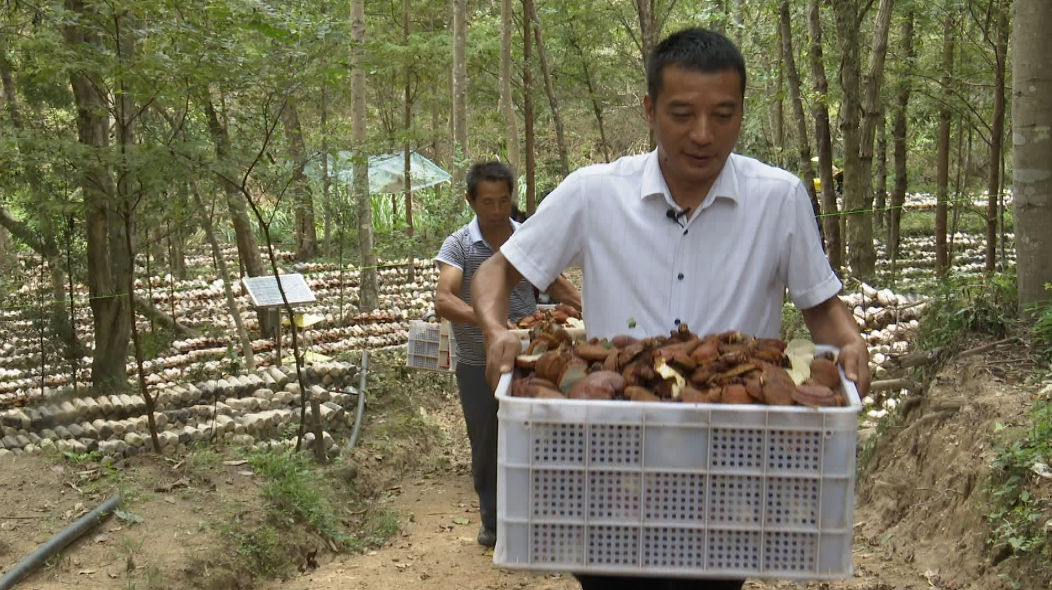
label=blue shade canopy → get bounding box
[308,150,451,195]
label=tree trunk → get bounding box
[568,23,611,163]
[452,0,468,199]
[890,11,914,278]
[523,0,536,214]
[500,0,521,174]
[773,23,784,168]
[636,0,657,150]
[321,82,332,258]
[192,184,255,371]
[876,106,888,228]
[66,0,132,393]
[1013,0,1052,310]
[846,0,895,281]
[282,99,317,261]
[528,0,569,178]
[779,2,822,240]
[404,0,414,241]
[810,0,840,269]
[351,0,379,312]
[734,0,744,47]
[935,12,954,277]
[204,96,264,279]
[986,3,1008,273]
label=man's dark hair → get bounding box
[466,161,515,200]
[646,27,747,102]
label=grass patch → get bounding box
[986,397,1052,563]
[185,443,224,472]
[220,521,292,579]
[917,271,1018,354]
[246,448,352,547]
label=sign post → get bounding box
[241,274,317,367]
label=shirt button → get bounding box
[674,319,681,325]
[678,273,684,280]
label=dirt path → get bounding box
[263,467,926,590]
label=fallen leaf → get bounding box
[1032,462,1052,480]
[108,573,119,579]
[93,534,109,544]
[236,470,254,477]
[78,569,96,575]
[452,517,470,526]
[223,460,247,467]
[114,510,144,524]
[164,497,176,505]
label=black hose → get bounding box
[345,350,369,452]
[0,493,121,590]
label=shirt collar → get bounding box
[468,216,521,248]
[640,150,740,211]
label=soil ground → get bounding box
[2,346,1048,590]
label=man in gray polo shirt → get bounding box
[434,161,581,548]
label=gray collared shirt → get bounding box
[435,217,538,366]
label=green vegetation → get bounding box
[220,521,291,579]
[917,271,1018,354]
[986,397,1052,562]
[780,302,810,343]
[898,207,1015,240]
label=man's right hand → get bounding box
[485,329,522,392]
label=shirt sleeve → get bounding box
[500,172,586,291]
[435,234,465,271]
[785,179,843,309]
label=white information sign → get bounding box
[241,273,316,308]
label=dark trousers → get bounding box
[575,575,745,590]
[455,362,498,531]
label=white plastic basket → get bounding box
[407,319,457,372]
[494,346,860,581]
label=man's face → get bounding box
[644,65,743,190]
[466,179,513,228]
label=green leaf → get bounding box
[452,517,469,525]
[880,531,894,545]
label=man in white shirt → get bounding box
[471,27,869,590]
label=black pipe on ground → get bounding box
[0,493,121,590]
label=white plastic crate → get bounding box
[494,346,861,581]
[406,319,457,372]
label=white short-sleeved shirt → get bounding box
[501,151,841,340]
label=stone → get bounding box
[38,438,55,450]
[118,394,136,412]
[25,408,41,427]
[80,438,99,453]
[335,459,359,482]
[33,407,57,429]
[72,397,91,418]
[53,426,72,440]
[24,443,40,455]
[67,423,84,438]
[215,415,235,433]
[124,432,145,448]
[79,422,98,439]
[262,372,278,391]
[82,397,101,418]
[1,435,18,449]
[41,428,58,441]
[95,395,113,416]
[26,432,41,444]
[100,455,114,467]
[2,411,29,430]
[15,435,31,449]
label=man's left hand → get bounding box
[837,339,870,399]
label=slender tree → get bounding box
[351,0,378,312]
